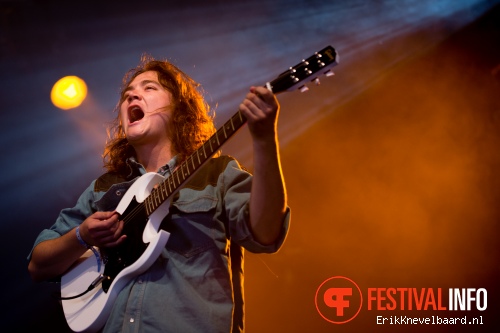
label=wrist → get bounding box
[75,226,91,249]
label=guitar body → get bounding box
[61,172,171,333]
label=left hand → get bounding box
[239,86,280,142]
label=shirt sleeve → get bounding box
[222,158,290,254]
[27,181,98,261]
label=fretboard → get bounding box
[144,110,247,215]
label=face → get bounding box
[120,71,173,147]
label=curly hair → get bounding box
[103,55,216,176]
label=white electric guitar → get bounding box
[60,45,339,332]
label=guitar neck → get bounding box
[144,110,247,215]
[143,45,339,216]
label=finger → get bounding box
[90,214,120,230]
[102,219,124,240]
[87,219,120,241]
[86,231,113,245]
[112,220,125,239]
[105,235,127,248]
[248,92,272,109]
[91,211,117,220]
[251,86,275,103]
[242,98,265,116]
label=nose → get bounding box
[127,90,141,102]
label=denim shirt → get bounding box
[29,155,290,333]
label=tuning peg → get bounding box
[299,85,309,93]
[325,70,335,77]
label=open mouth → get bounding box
[128,106,145,124]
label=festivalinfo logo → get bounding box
[315,276,487,325]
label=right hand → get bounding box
[79,211,127,248]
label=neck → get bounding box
[133,142,174,172]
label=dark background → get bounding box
[1,0,499,332]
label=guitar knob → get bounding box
[299,85,309,93]
[313,78,320,85]
[325,70,335,77]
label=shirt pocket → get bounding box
[165,193,219,258]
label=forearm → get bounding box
[249,137,287,245]
[28,228,87,282]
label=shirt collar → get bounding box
[126,156,179,178]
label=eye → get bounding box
[145,85,157,91]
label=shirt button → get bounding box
[138,279,143,284]
[130,318,135,323]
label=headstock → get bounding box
[268,45,339,94]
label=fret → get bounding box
[191,156,195,170]
[169,175,176,189]
[176,170,181,185]
[230,117,235,131]
[222,125,227,138]
[159,183,166,201]
[202,144,207,158]
[208,138,213,153]
[150,190,156,208]
[167,177,172,194]
[150,191,156,210]
[146,197,153,215]
[156,185,162,205]
[144,198,150,215]
[161,182,168,198]
[181,164,187,178]
[151,191,157,211]
[170,172,175,188]
[154,189,160,208]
